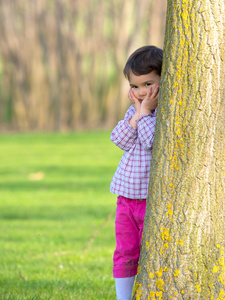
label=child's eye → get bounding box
[146,83,152,87]
[130,85,137,89]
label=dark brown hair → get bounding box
[123,45,163,79]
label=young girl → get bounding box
[110,45,163,300]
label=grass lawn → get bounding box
[0,131,122,299]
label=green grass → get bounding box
[0,131,122,299]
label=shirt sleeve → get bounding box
[136,108,157,150]
[110,106,138,151]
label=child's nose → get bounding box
[138,87,147,97]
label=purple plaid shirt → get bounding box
[110,105,157,199]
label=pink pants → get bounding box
[113,195,146,278]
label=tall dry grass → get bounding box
[0,0,166,131]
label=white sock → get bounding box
[115,276,135,300]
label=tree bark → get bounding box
[133,0,225,299]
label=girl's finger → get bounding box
[128,89,134,101]
[154,85,159,95]
[146,86,152,97]
[130,89,139,102]
[147,86,155,100]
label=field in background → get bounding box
[0,131,121,299]
[0,0,166,131]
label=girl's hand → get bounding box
[128,88,141,113]
[140,85,159,115]
[128,88,141,128]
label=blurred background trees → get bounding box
[0,0,166,131]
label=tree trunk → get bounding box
[133,0,225,299]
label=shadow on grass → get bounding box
[0,180,110,192]
[0,165,115,192]
[0,165,116,177]
[0,204,114,221]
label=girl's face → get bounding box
[129,71,161,102]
